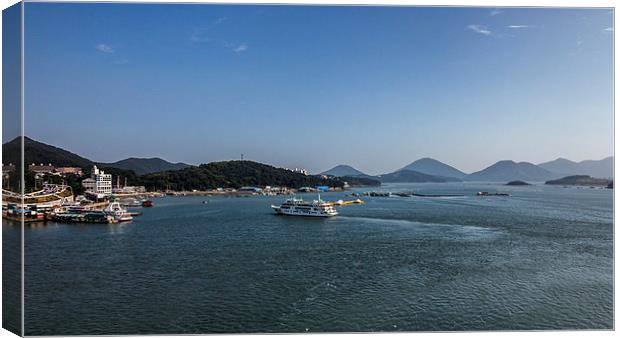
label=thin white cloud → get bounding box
[490,9,503,16]
[189,30,210,42]
[467,24,492,36]
[603,27,614,32]
[234,43,248,52]
[95,43,114,53]
[508,25,530,29]
[189,17,227,43]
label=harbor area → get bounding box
[2,182,156,224]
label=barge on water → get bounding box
[53,211,116,224]
[2,204,55,223]
[3,207,46,223]
[476,191,510,196]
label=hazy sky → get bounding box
[15,4,614,175]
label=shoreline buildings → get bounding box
[284,167,309,176]
[82,165,112,198]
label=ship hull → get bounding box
[271,205,337,217]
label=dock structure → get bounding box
[324,199,364,207]
[87,201,111,209]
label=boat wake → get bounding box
[335,215,502,238]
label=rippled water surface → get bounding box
[13,183,613,335]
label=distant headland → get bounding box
[1,136,614,194]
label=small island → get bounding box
[545,175,612,187]
[506,180,530,186]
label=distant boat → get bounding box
[271,194,338,217]
[120,198,142,208]
[142,200,154,207]
[476,191,510,196]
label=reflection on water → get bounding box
[107,223,130,235]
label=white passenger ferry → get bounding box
[271,195,338,217]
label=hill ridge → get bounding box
[321,164,367,177]
[465,160,555,182]
[400,157,466,179]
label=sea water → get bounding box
[10,182,613,334]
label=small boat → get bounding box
[104,202,133,222]
[120,198,142,208]
[476,191,510,196]
[142,200,154,207]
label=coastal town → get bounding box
[1,162,347,224]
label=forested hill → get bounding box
[3,136,93,167]
[99,157,191,175]
[3,137,380,192]
[140,160,351,191]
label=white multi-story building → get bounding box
[284,167,309,176]
[82,165,112,196]
[293,168,308,175]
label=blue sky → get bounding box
[15,4,614,174]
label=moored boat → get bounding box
[104,202,134,222]
[119,198,142,208]
[2,205,46,223]
[53,211,115,224]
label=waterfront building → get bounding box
[2,183,74,209]
[29,163,55,174]
[82,178,96,191]
[82,166,112,197]
[239,186,263,194]
[56,167,83,176]
[112,186,146,194]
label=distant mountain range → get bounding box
[321,163,460,183]
[322,162,463,183]
[465,160,556,182]
[399,158,467,179]
[321,165,368,177]
[538,157,613,179]
[322,156,613,183]
[2,136,192,175]
[4,136,613,184]
[377,169,460,183]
